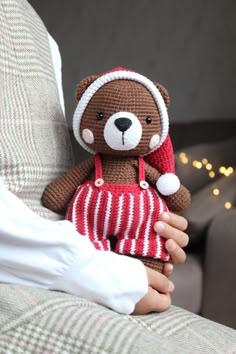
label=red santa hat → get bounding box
[73,67,180,195]
[144,134,180,195]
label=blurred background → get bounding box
[29,0,236,139]
[29,0,236,329]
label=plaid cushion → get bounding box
[0,0,73,219]
[0,284,236,354]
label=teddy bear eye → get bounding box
[146,116,152,124]
[96,112,104,120]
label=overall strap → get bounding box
[138,157,149,189]
[94,154,104,187]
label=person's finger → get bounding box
[152,291,172,312]
[133,287,171,315]
[145,287,172,313]
[160,212,188,231]
[163,262,174,277]
[165,239,187,264]
[145,266,175,293]
[154,220,189,247]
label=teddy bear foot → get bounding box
[137,256,165,273]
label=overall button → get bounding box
[139,181,149,189]
[95,178,104,187]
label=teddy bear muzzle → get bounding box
[104,111,142,151]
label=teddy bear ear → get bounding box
[153,82,170,108]
[75,75,98,102]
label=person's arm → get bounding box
[0,177,189,314]
[0,179,148,314]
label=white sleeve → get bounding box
[0,179,148,314]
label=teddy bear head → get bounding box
[73,68,170,157]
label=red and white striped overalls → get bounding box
[66,154,170,261]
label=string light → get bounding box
[182,157,189,164]
[179,152,186,158]
[213,188,220,196]
[179,151,234,210]
[219,166,226,174]
[206,163,213,170]
[209,171,215,178]
[192,160,202,169]
[219,166,234,176]
[179,152,189,164]
[224,202,232,209]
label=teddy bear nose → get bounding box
[115,118,132,132]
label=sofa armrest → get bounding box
[1,283,236,352]
[202,209,236,329]
[181,173,236,244]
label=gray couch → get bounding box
[171,135,236,329]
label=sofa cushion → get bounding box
[182,172,236,244]
[0,0,73,219]
[170,253,203,314]
[0,284,236,354]
[202,209,236,329]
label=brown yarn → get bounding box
[164,185,191,212]
[43,74,191,213]
[154,82,170,108]
[76,75,98,101]
[80,80,162,157]
[42,157,94,212]
[137,256,165,273]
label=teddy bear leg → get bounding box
[137,256,165,273]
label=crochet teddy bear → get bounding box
[42,67,191,273]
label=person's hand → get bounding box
[154,212,189,277]
[132,266,174,315]
[133,212,188,315]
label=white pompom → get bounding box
[156,173,180,196]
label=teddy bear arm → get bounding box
[163,184,191,212]
[42,157,94,212]
[144,162,162,187]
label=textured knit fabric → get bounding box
[1,284,236,354]
[70,68,190,209]
[66,154,170,261]
[73,67,187,202]
[145,134,176,174]
[73,68,169,155]
[0,0,73,219]
[140,256,165,273]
